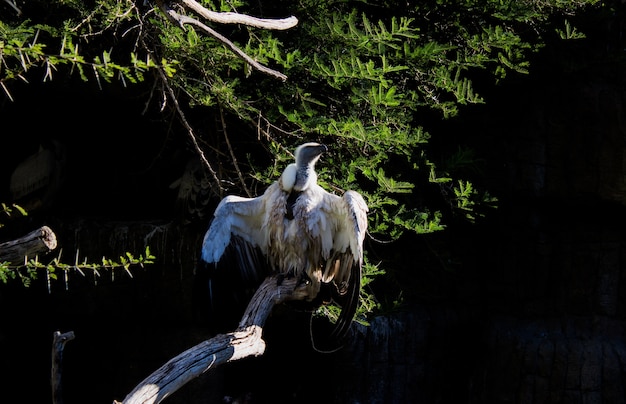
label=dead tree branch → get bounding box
[179,0,297,30]
[155,0,297,81]
[0,226,57,264]
[116,275,310,404]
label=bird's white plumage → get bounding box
[200,142,368,344]
[281,163,297,192]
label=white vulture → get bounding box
[199,142,368,347]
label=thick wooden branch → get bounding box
[180,0,298,30]
[116,275,309,404]
[0,226,57,264]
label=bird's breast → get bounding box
[285,190,301,220]
[267,208,322,274]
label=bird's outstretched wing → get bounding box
[313,189,368,350]
[197,191,273,332]
[201,194,269,264]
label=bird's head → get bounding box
[288,142,327,192]
[295,142,327,169]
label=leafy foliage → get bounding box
[0,0,598,236]
[0,1,176,99]
[0,203,27,228]
[0,203,155,288]
[0,0,600,313]
[0,246,155,288]
[239,0,596,242]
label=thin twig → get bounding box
[155,0,289,81]
[219,104,252,196]
[3,0,21,15]
[156,66,223,196]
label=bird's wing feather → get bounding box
[319,190,368,285]
[312,189,368,348]
[201,192,270,264]
[198,186,277,332]
[343,190,368,263]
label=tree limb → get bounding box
[156,0,295,81]
[116,275,310,404]
[180,0,298,30]
[0,226,57,264]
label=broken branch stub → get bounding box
[0,225,57,264]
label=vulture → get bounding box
[199,142,368,349]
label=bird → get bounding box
[198,142,368,349]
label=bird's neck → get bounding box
[293,164,316,192]
[285,189,302,220]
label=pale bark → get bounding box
[180,0,297,30]
[155,0,297,81]
[116,275,310,404]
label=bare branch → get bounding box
[219,104,252,197]
[180,0,298,30]
[3,0,21,15]
[156,67,224,197]
[116,276,309,404]
[155,0,294,81]
[168,11,287,80]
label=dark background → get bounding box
[1,7,626,403]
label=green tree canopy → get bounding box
[0,0,603,308]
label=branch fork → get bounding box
[156,0,298,81]
[117,275,309,404]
